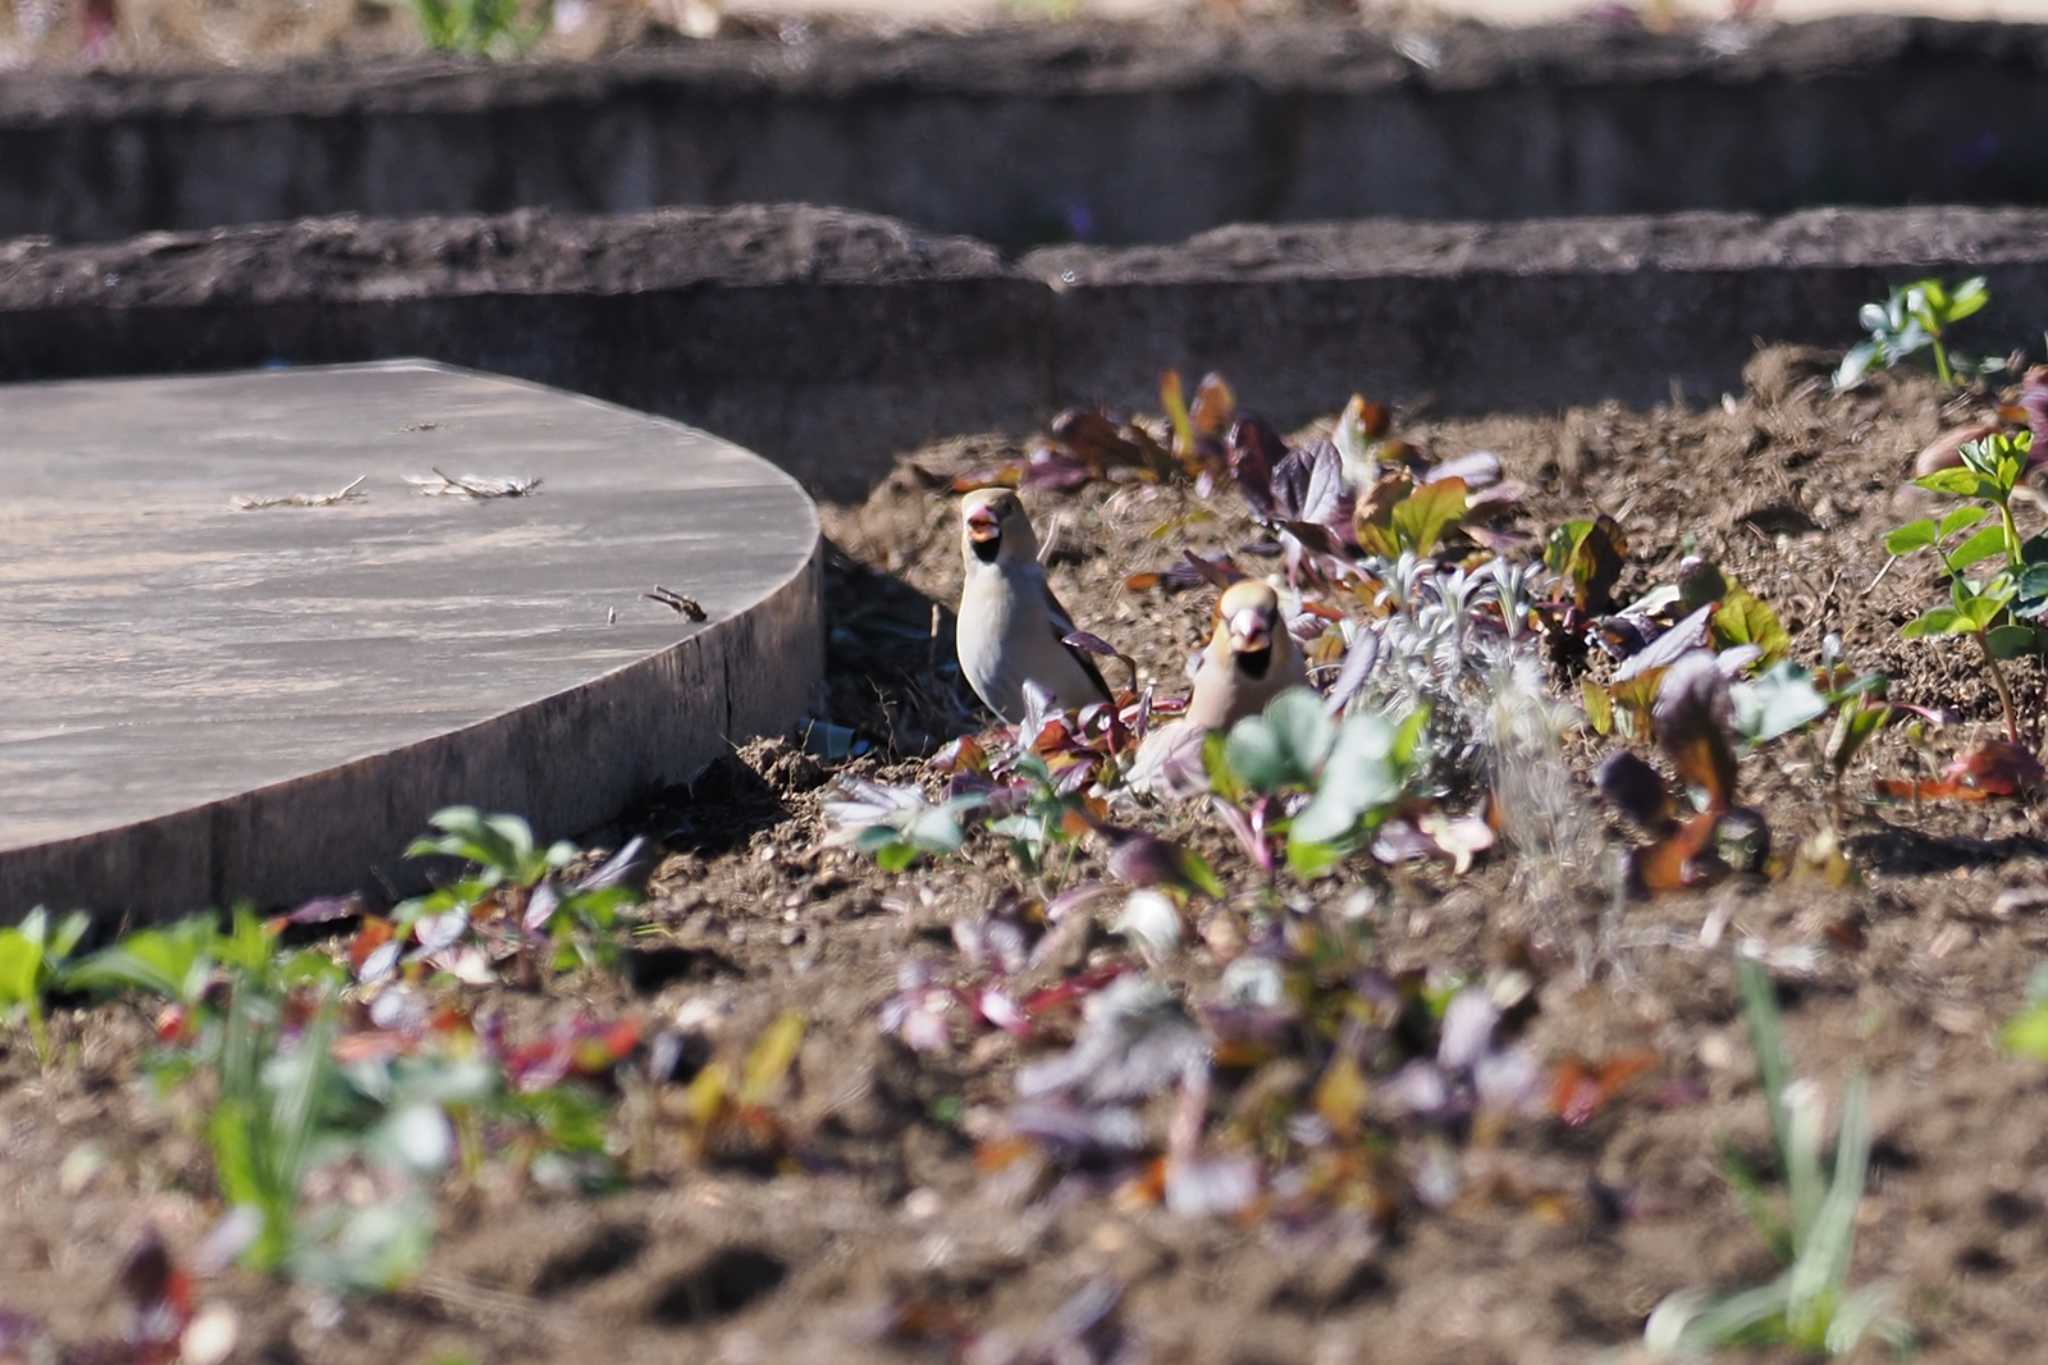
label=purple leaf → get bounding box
[576,836,650,893]
[1595,751,1668,828]
[1046,881,1116,922]
[523,880,561,933]
[1062,630,1123,659]
[1323,628,1381,715]
[1296,440,1349,525]
[278,895,363,925]
[1426,450,1501,489]
[1612,603,1716,683]
[1007,1099,1149,1155]
[1181,550,1239,590]
[1165,1155,1259,1218]
[1436,989,1500,1071]
[1227,415,1288,519]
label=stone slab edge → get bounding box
[4,202,2045,499]
[0,363,825,922]
[3,15,2044,120]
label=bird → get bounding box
[955,487,1114,724]
[1127,578,1307,798]
[1185,579,1307,732]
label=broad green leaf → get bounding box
[1938,504,1990,538]
[1729,663,1829,746]
[1899,606,1965,639]
[64,916,218,1003]
[1946,275,1989,323]
[1949,522,2011,571]
[0,932,41,1008]
[1291,713,1404,846]
[1987,623,2038,659]
[1882,519,1937,556]
[1581,678,1614,735]
[1712,590,1791,663]
[873,841,918,873]
[1390,478,1467,557]
[1283,837,1344,880]
[1912,466,1990,498]
[1543,519,1593,576]
[1964,583,2015,629]
[2006,1003,2048,1061]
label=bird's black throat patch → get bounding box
[971,533,1002,564]
[1235,644,1274,679]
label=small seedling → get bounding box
[1836,276,1996,391]
[398,808,641,975]
[0,908,89,1066]
[395,0,547,58]
[1644,959,1908,1357]
[1216,688,1424,878]
[1883,430,2041,742]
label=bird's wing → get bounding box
[1036,571,1115,702]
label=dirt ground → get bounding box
[9,348,2048,1363]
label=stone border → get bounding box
[3,17,2047,248]
[1,361,824,920]
[4,203,2046,499]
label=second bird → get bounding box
[955,487,1113,724]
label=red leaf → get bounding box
[1549,1051,1658,1126]
[1875,740,2047,801]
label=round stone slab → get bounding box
[1,360,822,921]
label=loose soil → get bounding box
[8,348,2048,1364]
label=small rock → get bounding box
[1993,885,2048,919]
[181,1305,238,1365]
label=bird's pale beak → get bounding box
[1228,607,1273,653]
[967,507,1001,543]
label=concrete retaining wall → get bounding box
[5,17,2048,249]
[4,202,2045,500]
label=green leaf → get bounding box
[1882,519,1938,556]
[1712,590,1791,663]
[873,841,918,873]
[0,929,42,1009]
[1390,478,1467,557]
[1283,837,1344,880]
[1833,342,1879,391]
[2007,1003,2048,1061]
[1913,467,1991,498]
[1965,584,2014,629]
[1987,624,2038,659]
[1729,663,1829,746]
[64,915,219,1003]
[1199,729,1241,801]
[1899,606,1965,639]
[1290,712,1405,846]
[1827,699,1891,775]
[1175,848,1226,899]
[1939,504,1990,539]
[1543,519,1593,576]
[1946,275,1989,323]
[1224,689,1332,793]
[1949,522,2011,571]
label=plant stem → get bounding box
[1976,630,2023,745]
[1933,337,1955,390]
[2003,499,2026,570]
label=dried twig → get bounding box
[230,474,367,511]
[404,467,543,499]
[644,586,708,622]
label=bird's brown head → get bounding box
[1215,579,1283,679]
[960,487,1035,567]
